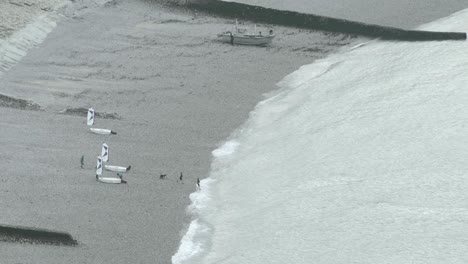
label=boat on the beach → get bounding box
[87,108,116,135]
[90,127,117,135]
[96,176,127,184]
[96,157,127,183]
[104,165,131,173]
[218,21,275,46]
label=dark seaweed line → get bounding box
[0,93,42,110]
[0,225,78,246]
[185,0,466,41]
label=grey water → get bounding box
[225,0,468,28]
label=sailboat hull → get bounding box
[97,177,123,184]
[104,165,128,172]
[218,33,274,46]
[90,128,113,135]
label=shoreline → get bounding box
[0,1,360,263]
[2,1,468,263]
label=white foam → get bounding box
[172,7,468,264]
[172,178,215,264]
[171,220,204,264]
[211,140,240,158]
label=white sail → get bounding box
[101,143,109,162]
[87,108,95,126]
[104,165,131,173]
[96,156,103,176]
[90,128,116,135]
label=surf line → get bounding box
[184,0,467,41]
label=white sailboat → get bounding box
[87,108,117,135]
[104,165,131,173]
[100,144,131,172]
[96,176,126,184]
[89,127,117,135]
[95,156,127,184]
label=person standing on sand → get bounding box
[80,155,84,169]
[179,172,183,183]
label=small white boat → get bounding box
[90,128,117,135]
[96,175,127,184]
[218,21,275,46]
[104,165,131,172]
[95,157,127,183]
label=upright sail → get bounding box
[96,156,103,176]
[87,108,95,126]
[101,143,109,162]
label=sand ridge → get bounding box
[0,0,67,39]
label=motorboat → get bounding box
[218,21,275,46]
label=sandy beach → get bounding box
[0,0,359,263]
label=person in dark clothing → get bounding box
[229,32,234,45]
[179,172,183,182]
[80,155,84,169]
[197,178,201,190]
[117,173,127,184]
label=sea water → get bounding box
[222,0,468,28]
[173,7,468,264]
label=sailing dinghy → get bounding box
[96,175,127,184]
[87,108,116,135]
[104,165,131,173]
[90,128,117,135]
[95,156,127,184]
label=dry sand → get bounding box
[0,0,360,263]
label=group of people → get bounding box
[159,172,201,190]
[83,155,201,189]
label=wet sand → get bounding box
[0,0,358,263]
